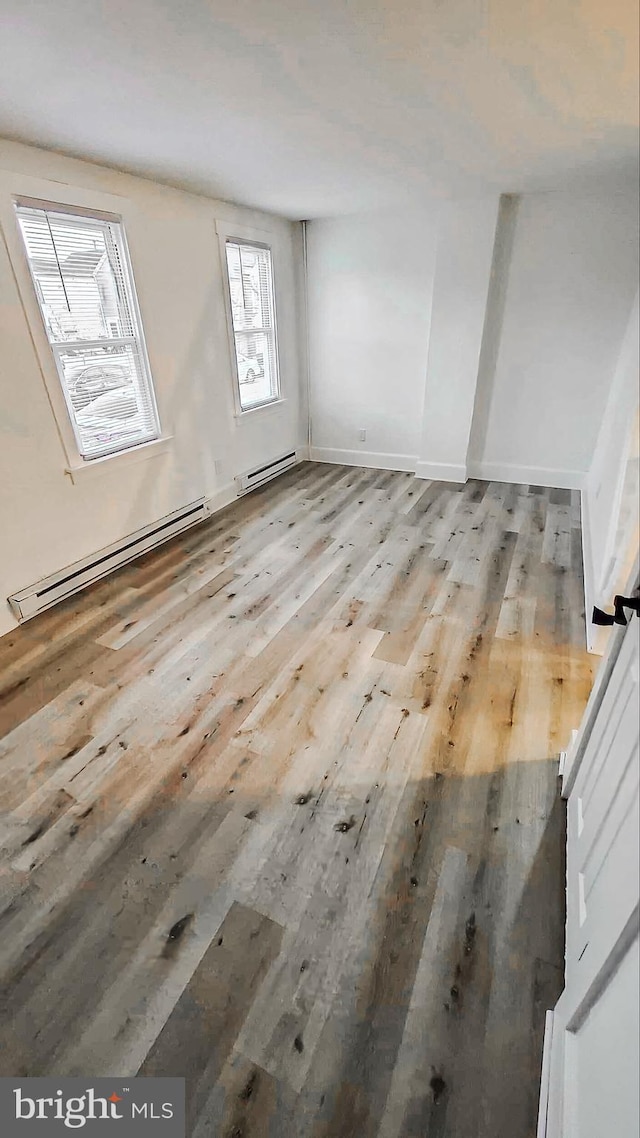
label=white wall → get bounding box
[306,190,638,495]
[0,139,306,637]
[416,196,499,481]
[307,211,439,468]
[582,292,639,645]
[470,188,640,487]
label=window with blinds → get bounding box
[224,239,280,411]
[15,202,160,460]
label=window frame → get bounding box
[7,191,162,470]
[217,221,283,418]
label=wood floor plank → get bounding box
[140,901,284,1133]
[0,464,595,1136]
[375,844,472,1138]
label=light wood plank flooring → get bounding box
[0,463,594,1137]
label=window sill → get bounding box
[65,435,173,484]
[233,398,287,424]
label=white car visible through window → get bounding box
[237,353,263,384]
[74,387,142,447]
[67,360,132,409]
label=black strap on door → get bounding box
[592,595,640,627]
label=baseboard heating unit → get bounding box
[8,498,210,622]
[236,450,297,494]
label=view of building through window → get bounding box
[15,203,160,459]
[225,239,279,410]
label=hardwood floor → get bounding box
[0,463,594,1136]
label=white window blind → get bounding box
[15,202,160,460]
[225,239,280,411]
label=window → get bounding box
[224,239,280,411]
[15,201,160,460]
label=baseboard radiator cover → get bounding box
[236,450,298,494]
[8,498,210,622]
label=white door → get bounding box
[541,612,639,1138]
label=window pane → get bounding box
[16,203,160,460]
[233,328,278,409]
[17,211,133,342]
[57,343,157,458]
[225,239,280,410]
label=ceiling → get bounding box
[0,0,637,219]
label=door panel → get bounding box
[543,615,639,1138]
[568,619,639,980]
[571,938,639,1138]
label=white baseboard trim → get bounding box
[306,452,588,492]
[414,461,467,483]
[467,460,586,490]
[309,446,416,472]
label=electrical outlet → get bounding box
[359,429,367,443]
[214,459,223,476]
